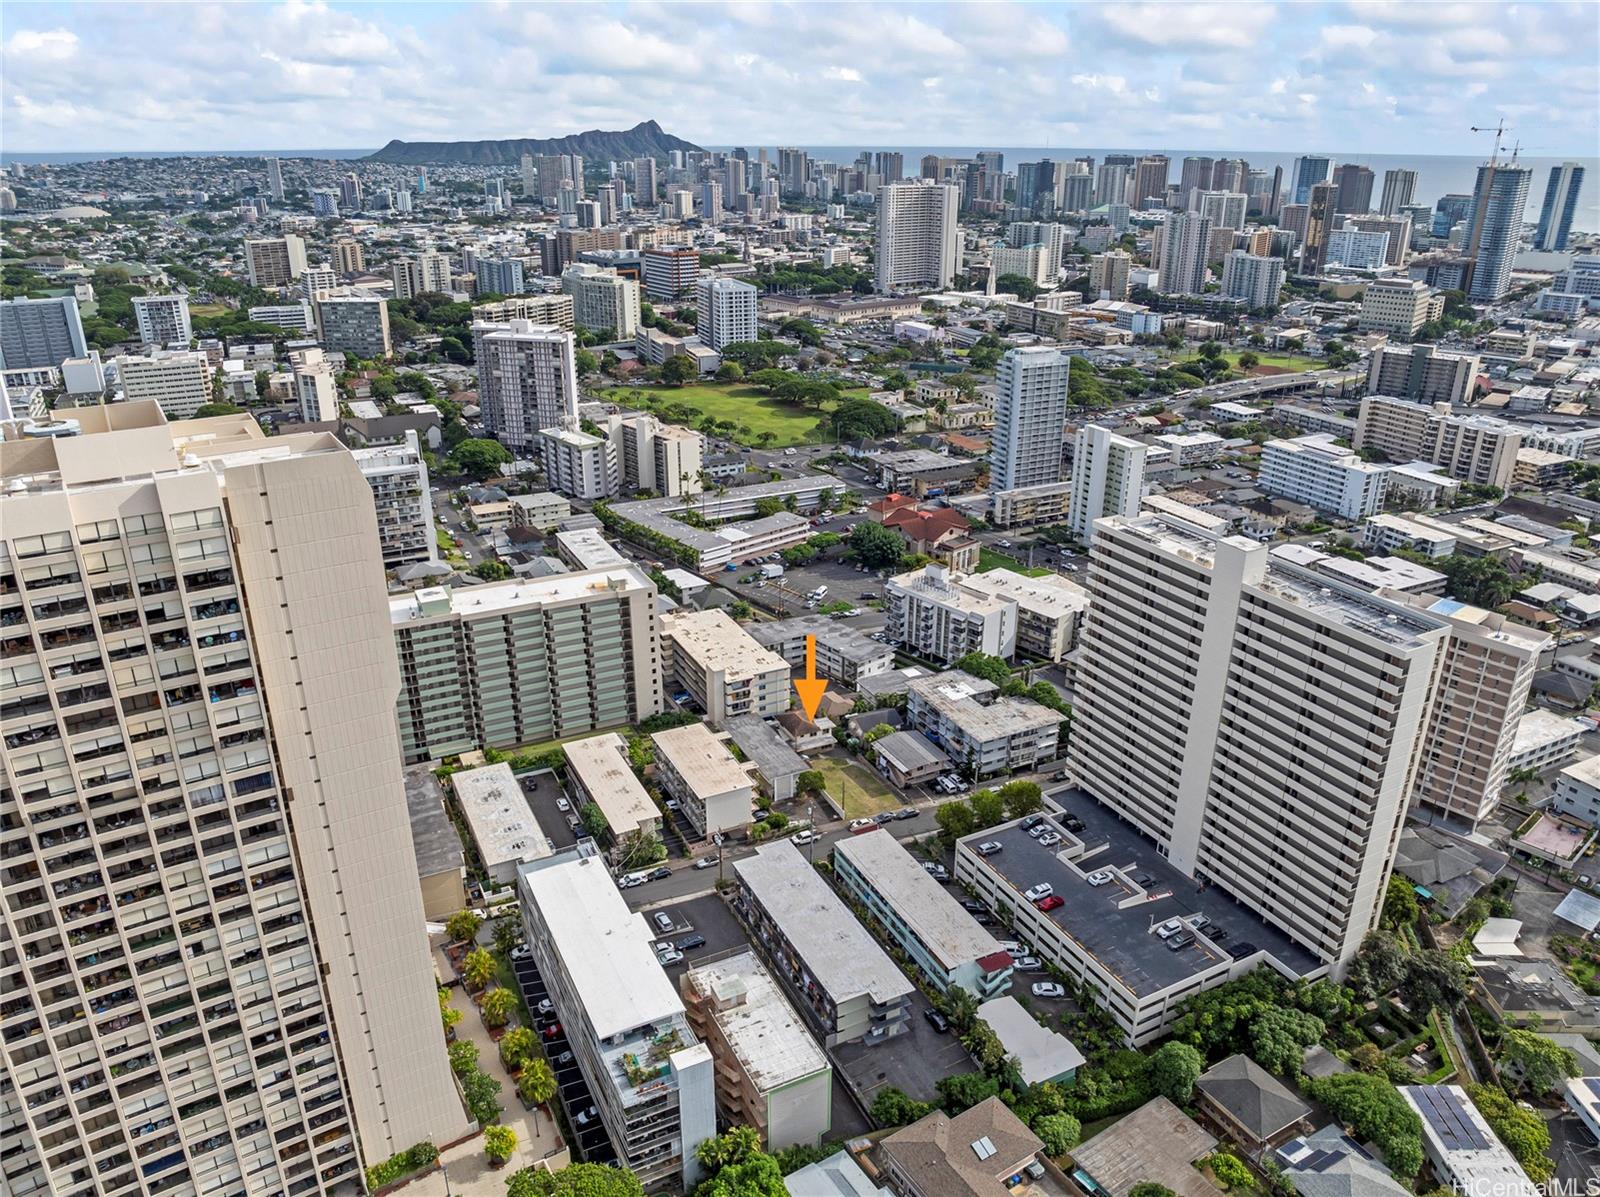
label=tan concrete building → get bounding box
[1359,277,1445,340]
[660,608,789,727]
[652,721,755,839]
[0,403,469,1197]
[1364,344,1480,407]
[1355,395,1520,490]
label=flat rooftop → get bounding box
[958,568,1090,619]
[390,566,651,625]
[452,762,552,873]
[1511,710,1589,759]
[518,850,684,1041]
[404,765,465,880]
[971,788,1321,997]
[683,950,830,1095]
[749,614,893,667]
[1255,561,1443,649]
[834,829,1003,972]
[723,715,807,782]
[661,608,789,682]
[562,733,659,838]
[652,721,753,799]
[908,671,1061,740]
[554,527,630,569]
[733,841,914,1008]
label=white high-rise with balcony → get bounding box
[1066,424,1147,544]
[0,403,469,1197]
[990,347,1071,492]
[695,277,758,351]
[472,320,581,451]
[874,181,960,293]
[131,295,192,348]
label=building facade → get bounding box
[990,346,1071,492]
[875,181,960,293]
[1067,424,1147,545]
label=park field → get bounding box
[1178,351,1324,374]
[976,547,1051,577]
[597,382,869,448]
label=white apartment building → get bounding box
[290,346,339,422]
[1198,190,1248,231]
[0,404,469,1197]
[956,568,1090,663]
[473,320,581,451]
[660,608,790,727]
[608,412,704,497]
[116,348,213,419]
[1067,424,1148,544]
[990,346,1071,492]
[553,527,630,571]
[875,181,960,293]
[1070,510,1450,968]
[1355,395,1519,489]
[130,293,192,348]
[391,251,454,300]
[1259,434,1389,519]
[1324,226,1392,270]
[1364,344,1481,408]
[1400,1086,1537,1197]
[474,293,576,330]
[904,671,1062,776]
[562,263,641,338]
[652,722,755,839]
[248,301,315,333]
[1384,590,1548,828]
[680,953,832,1152]
[539,426,619,499]
[244,234,307,287]
[1360,277,1445,340]
[1364,512,1458,558]
[516,847,716,1193]
[298,266,338,304]
[316,294,392,360]
[642,247,701,301]
[992,242,1054,289]
[696,277,759,351]
[1218,250,1285,309]
[1157,210,1212,295]
[350,428,437,568]
[886,564,1017,664]
[562,732,661,848]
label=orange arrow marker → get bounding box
[793,633,829,721]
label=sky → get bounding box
[3,1,1596,156]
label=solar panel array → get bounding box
[1412,1087,1491,1152]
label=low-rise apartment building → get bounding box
[510,491,572,531]
[731,841,915,1047]
[563,732,662,847]
[651,721,755,839]
[680,952,832,1151]
[390,569,662,761]
[886,564,1017,663]
[833,830,1013,998]
[452,761,552,886]
[555,526,631,571]
[661,608,790,727]
[990,480,1073,528]
[905,670,1061,776]
[1363,512,1458,558]
[517,847,716,1192]
[956,568,1090,663]
[1357,395,1520,491]
[749,614,896,688]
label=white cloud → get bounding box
[5,27,78,61]
[824,66,863,83]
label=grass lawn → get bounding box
[597,383,869,448]
[813,757,901,819]
[189,303,229,318]
[977,547,1052,577]
[1179,351,1323,374]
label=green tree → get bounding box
[519,1057,557,1105]
[440,988,463,1034]
[481,986,515,1028]
[575,348,599,376]
[715,361,744,382]
[871,1086,933,1127]
[1399,949,1472,1013]
[997,273,1041,300]
[1468,1084,1553,1183]
[1148,1041,1204,1103]
[1237,351,1260,370]
[193,402,245,418]
[728,600,752,621]
[462,1067,502,1125]
[934,801,976,848]
[696,1156,786,1197]
[475,561,513,582]
[696,1126,761,1172]
[1249,1008,1325,1076]
[447,910,482,944]
[1499,1029,1578,1095]
[661,354,699,385]
[936,1071,1001,1114]
[448,1040,479,1076]
[1130,1186,1177,1197]
[463,947,496,990]
[796,770,826,797]
[850,520,906,569]
[1302,1073,1422,1180]
[1382,875,1420,929]
[953,652,1013,687]
[506,1163,646,1197]
[999,780,1043,820]
[499,1026,537,1071]
[484,1124,517,1165]
[1205,1152,1253,1190]
[1345,931,1408,1001]
[449,438,513,481]
[969,788,1005,829]
[939,984,981,1032]
[493,917,521,955]
[1034,1112,1082,1155]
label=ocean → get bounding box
[6,142,1597,232]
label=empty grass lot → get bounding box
[977,547,1052,577]
[813,757,901,819]
[598,382,869,447]
[1179,351,1324,374]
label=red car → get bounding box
[1035,895,1064,911]
[541,1022,562,1041]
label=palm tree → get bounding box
[940,984,980,1033]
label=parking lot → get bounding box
[508,951,617,1167]
[518,769,580,854]
[833,988,974,1109]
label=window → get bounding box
[12,532,71,559]
[169,509,224,533]
[75,520,121,544]
[122,513,165,537]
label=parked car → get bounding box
[656,947,684,966]
[922,862,949,881]
[542,1023,563,1041]
[1014,956,1044,971]
[535,998,554,1016]
[649,866,672,881]
[1024,883,1054,903]
[895,806,919,821]
[1031,982,1066,999]
[1062,816,1086,833]
[975,841,1003,857]
[573,1105,598,1127]
[1038,833,1062,847]
[1020,815,1045,832]
[1166,933,1195,951]
[677,934,706,950]
[791,830,818,846]
[1157,918,1184,939]
[553,1050,574,1066]
[1036,894,1064,911]
[693,856,719,870]
[618,873,646,889]
[849,818,878,833]
[1208,926,1230,942]
[1131,871,1154,887]
[511,945,533,961]
[1189,914,1211,930]
[874,811,896,825]
[924,1008,951,1033]
[653,912,675,933]
[960,899,987,913]
[1086,870,1113,886]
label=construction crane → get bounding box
[1470,119,1514,163]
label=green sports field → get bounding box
[597,383,869,447]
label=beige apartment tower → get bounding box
[0,404,468,1197]
[1355,394,1519,490]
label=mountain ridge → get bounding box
[363,120,702,165]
